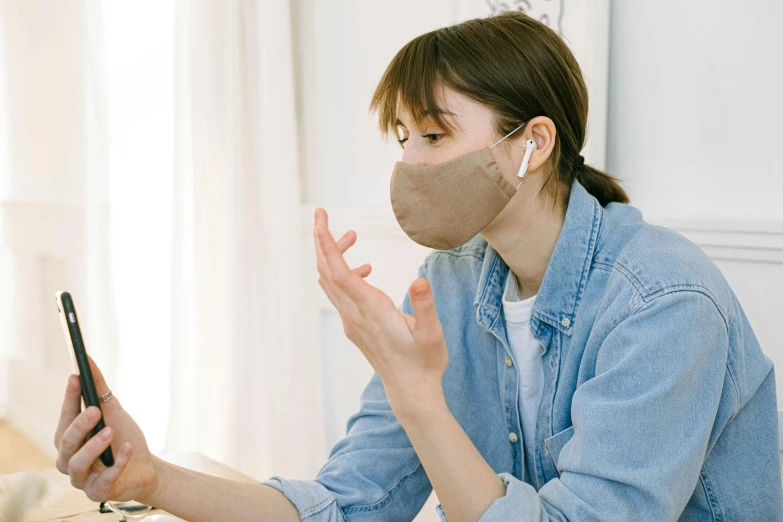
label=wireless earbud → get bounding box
[515,139,537,188]
[518,139,537,179]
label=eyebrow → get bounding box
[396,110,457,129]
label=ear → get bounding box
[521,116,556,174]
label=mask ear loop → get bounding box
[489,122,526,149]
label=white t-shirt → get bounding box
[501,269,545,474]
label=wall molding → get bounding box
[648,216,783,265]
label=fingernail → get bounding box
[99,427,112,441]
[87,407,99,420]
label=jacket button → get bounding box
[505,355,513,367]
[508,432,519,443]
[561,316,571,328]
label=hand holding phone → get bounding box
[55,291,114,466]
[53,291,161,503]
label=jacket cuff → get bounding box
[477,472,545,522]
[261,476,346,521]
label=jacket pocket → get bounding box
[544,425,575,471]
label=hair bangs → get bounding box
[369,32,456,142]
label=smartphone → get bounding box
[55,291,115,467]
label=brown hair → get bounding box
[369,11,628,208]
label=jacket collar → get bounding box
[473,180,603,339]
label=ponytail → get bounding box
[574,164,629,206]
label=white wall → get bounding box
[607,1,783,218]
[607,0,783,408]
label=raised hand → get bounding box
[313,207,449,416]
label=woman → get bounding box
[54,11,782,521]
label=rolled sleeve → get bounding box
[260,477,346,521]
[432,473,544,522]
[477,473,545,521]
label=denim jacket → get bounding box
[262,180,783,521]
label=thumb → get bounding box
[409,279,441,342]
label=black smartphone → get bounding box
[55,291,115,467]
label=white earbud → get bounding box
[515,139,537,188]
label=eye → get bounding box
[423,133,444,144]
[397,137,408,147]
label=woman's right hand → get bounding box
[54,355,161,504]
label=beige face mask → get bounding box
[390,122,533,250]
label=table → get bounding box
[0,452,256,521]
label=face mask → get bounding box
[390,122,534,250]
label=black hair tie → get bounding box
[575,154,585,168]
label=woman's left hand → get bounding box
[313,207,448,416]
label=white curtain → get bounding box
[0,0,322,482]
[95,0,323,479]
[166,0,323,480]
[99,0,321,480]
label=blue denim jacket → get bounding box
[263,180,783,521]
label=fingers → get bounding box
[56,406,102,474]
[313,214,334,284]
[55,374,82,450]
[336,229,357,253]
[336,230,372,277]
[85,443,132,501]
[353,263,372,278]
[315,226,345,308]
[409,279,442,343]
[67,425,114,489]
[314,208,365,302]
